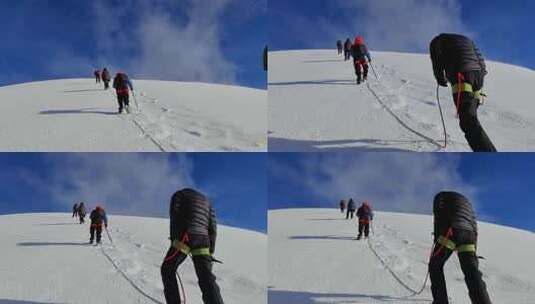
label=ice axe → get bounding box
[370,62,379,80]
[132,91,140,112]
[436,85,448,149]
[211,256,224,264]
[105,226,113,244]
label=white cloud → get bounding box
[26,154,195,217]
[280,0,472,53]
[344,0,472,53]
[90,0,238,84]
[271,153,478,214]
[46,48,95,77]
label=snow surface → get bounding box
[269,208,535,304]
[0,213,266,304]
[0,79,267,152]
[268,50,535,152]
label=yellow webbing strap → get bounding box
[452,83,482,99]
[457,244,476,253]
[172,240,211,256]
[437,236,476,253]
[437,235,456,251]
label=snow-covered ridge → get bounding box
[269,208,535,303]
[269,50,535,152]
[0,79,267,152]
[0,213,267,303]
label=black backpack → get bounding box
[115,73,128,89]
[352,44,367,60]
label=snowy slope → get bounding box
[269,208,535,304]
[0,213,266,304]
[269,50,535,152]
[0,79,267,152]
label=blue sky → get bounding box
[269,153,535,232]
[0,0,266,89]
[0,153,267,232]
[269,0,535,70]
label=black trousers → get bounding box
[340,206,345,213]
[161,246,224,304]
[357,222,370,238]
[90,226,102,243]
[344,50,351,61]
[346,209,355,219]
[95,76,101,83]
[79,214,85,224]
[117,93,130,113]
[72,210,77,217]
[354,61,369,82]
[449,71,496,152]
[429,229,492,304]
[104,80,110,90]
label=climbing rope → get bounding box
[364,62,447,150]
[365,230,435,298]
[366,82,442,149]
[100,244,165,304]
[101,229,188,303]
[366,237,422,294]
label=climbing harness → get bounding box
[452,72,483,116]
[435,227,476,254]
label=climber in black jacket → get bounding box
[430,33,496,152]
[160,188,224,304]
[429,191,492,304]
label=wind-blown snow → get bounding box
[269,208,535,303]
[0,213,266,304]
[269,50,535,152]
[0,79,267,152]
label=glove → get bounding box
[105,224,108,228]
[437,78,448,87]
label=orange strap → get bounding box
[432,227,453,257]
[163,232,190,263]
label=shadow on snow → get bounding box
[268,137,415,152]
[268,79,357,86]
[268,289,432,303]
[62,89,104,93]
[289,235,357,241]
[36,223,80,226]
[39,108,116,116]
[0,299,65,303]
[17,242,90,247]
